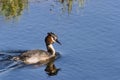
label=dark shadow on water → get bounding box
[0,52,61,76]
[0,50,29,53]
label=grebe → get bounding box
[13,32,61,64]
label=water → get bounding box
[0,0,120,80]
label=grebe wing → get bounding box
[20,49,49,57]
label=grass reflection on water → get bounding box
[0,0,28,19]
[58,0,85,14]
[0,0,85,20]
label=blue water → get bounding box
[0,0,120,80]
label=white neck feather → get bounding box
[48,44,55,56]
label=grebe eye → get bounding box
[52,36,56,40]
[52,36,58,41]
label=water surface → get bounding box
[0,0,120,80]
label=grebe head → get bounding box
[45,32,61,45]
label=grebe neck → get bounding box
[46,44,55,56]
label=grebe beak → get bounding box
[56,39,62,45]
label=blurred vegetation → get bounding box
[0,0,28,19]
[59,0,85,13]
[0,0,85,20]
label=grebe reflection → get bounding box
[45,57,60,76]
